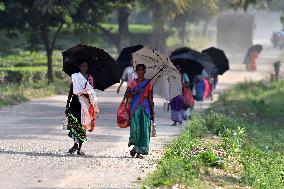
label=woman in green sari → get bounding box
[125,64,154,159]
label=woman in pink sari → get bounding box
[124,64,154,159]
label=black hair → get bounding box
[136,64,146,70]
[79,59,89,65]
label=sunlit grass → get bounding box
[144,80,284,188]
[0,78,69,108]
[101,23,152,33]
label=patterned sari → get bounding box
[67,73,99,143]
[127,79,153,155]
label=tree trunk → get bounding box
[40,25,53,84]
[152,2,165,52]
[47,49,53,84]
[40,23,62,84]
[118,6,130,51]
[96,24,120,52]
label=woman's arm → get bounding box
[148,86,155,120]
[117,79,126,94]
[182,73,190,87]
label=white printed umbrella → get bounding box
[132,47,182,100]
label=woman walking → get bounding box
[170,65,192,126]
[124,64,154,159]
[65,61,99,155]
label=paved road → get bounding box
[0,51,280,189]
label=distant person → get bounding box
[117,60,138,94]
[170,65,193,126]
[208,75,218,100]
[243,45,262,72]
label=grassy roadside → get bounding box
[143,80,284,189]
[0,78,69,108]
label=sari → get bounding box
[127,79,153,155]
[67,72,99,143]
[170,73,192,122]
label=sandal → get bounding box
[136,153,143,159]
[68,144,79,154]
[130,149,136,157]
[77,150,85,155]
[171,122,177,126]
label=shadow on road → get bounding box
[0,149,134,159]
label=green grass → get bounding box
[0,50,62,67]
[211,81,284,151]
[101,23,152,33]
[0,78,69,108]
[143,80,284,189]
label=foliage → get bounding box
[229,0,260,11]
[0,0,131,82]
[0,2,4,11]
[140,0,190,21]
[144,112,246,188]
[240,145,284,189]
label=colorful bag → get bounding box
[117,97,131,128]
[182,86,195,108]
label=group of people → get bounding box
[65,60,153,158]
[169,66,218,126]
[64,57,219,158]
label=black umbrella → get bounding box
[62,44,120,91]
[202,47,229,75]
[170,46,195,57]
[116,44,144,76]
[170,50,218,77]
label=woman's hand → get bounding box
[151,112,155,121]
[65,108,69,117]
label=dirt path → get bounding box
[0,50,280,189]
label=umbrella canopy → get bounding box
[170,50,218,77]
[132,47,182,100]
[202,47,229,75]
[62,44,120,91]
[116,44,144,77]
[170,46,195,57]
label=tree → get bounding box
[0,0,82,83]
[0,0,131,83]
[71,0,134,52]
[229,0,259,11]
[228,0,284,27]
[117,4,131,51]
[172,0,219,45]
[141,0,189,52]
